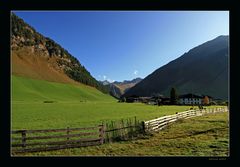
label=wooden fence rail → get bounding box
[11,125,104,153]
[144,107,228,133]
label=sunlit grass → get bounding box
[19,112,228,156]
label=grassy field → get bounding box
[11,75,192,130]
[12,75,114,102]
[12,101,195,129]
[12,75,228,156]
[11,75,225,130]
[18,112,229,156]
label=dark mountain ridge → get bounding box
[123,35,229,100]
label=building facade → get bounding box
[178,94,212,105]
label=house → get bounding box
[124,95,169,105]
[202,95,213,105]
[138,97,152,103]
[178,93,212,105]
[144,95,170,105]
[147,101,157,105]
[160,97,171,105]
[124,95,140,103]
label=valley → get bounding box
[10,12,229,157]
[12,75,192,130]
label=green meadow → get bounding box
[18,112,229,156]
[12,101,194,130]
[12,75,229,156]
[12,75,194,130]
[12,75,114,102]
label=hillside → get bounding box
[11,12,108,94]
[12,75,114,102]
[124,36,229,100]
[12,47,80,85]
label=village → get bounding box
[120,92,220,107]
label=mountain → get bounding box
[113,78,142,85]
[123,36,229,100]
[100,80,111,86]
[11,12,108,94]
[113,78,142,95]
[100,78,142,98]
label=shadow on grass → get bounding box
[162,127,228,140]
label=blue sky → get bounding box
[14,11,229,82]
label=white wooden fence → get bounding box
[144,107,228,132]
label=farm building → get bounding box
[178,93,212,105]
[124,95,170,105]
[124,95,139,103]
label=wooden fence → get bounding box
[144,107,228,133]
[11,125,104,153]
[103,117,143,143]
[11,107,228,153]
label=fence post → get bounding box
[111,121,115,140]
[134,116,137,133]
[21,130,26,148]
[167,116,170,125]
[67,127,70,143]
[121,119,125,140]
[105,122,110,143]
[99,125,105,144]
[141,121,145,134]
[186,111,188,119]
[129,118,133,139]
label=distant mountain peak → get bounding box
[114,77,142,85]
[100,80,111,85]
[100,77,143,99]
